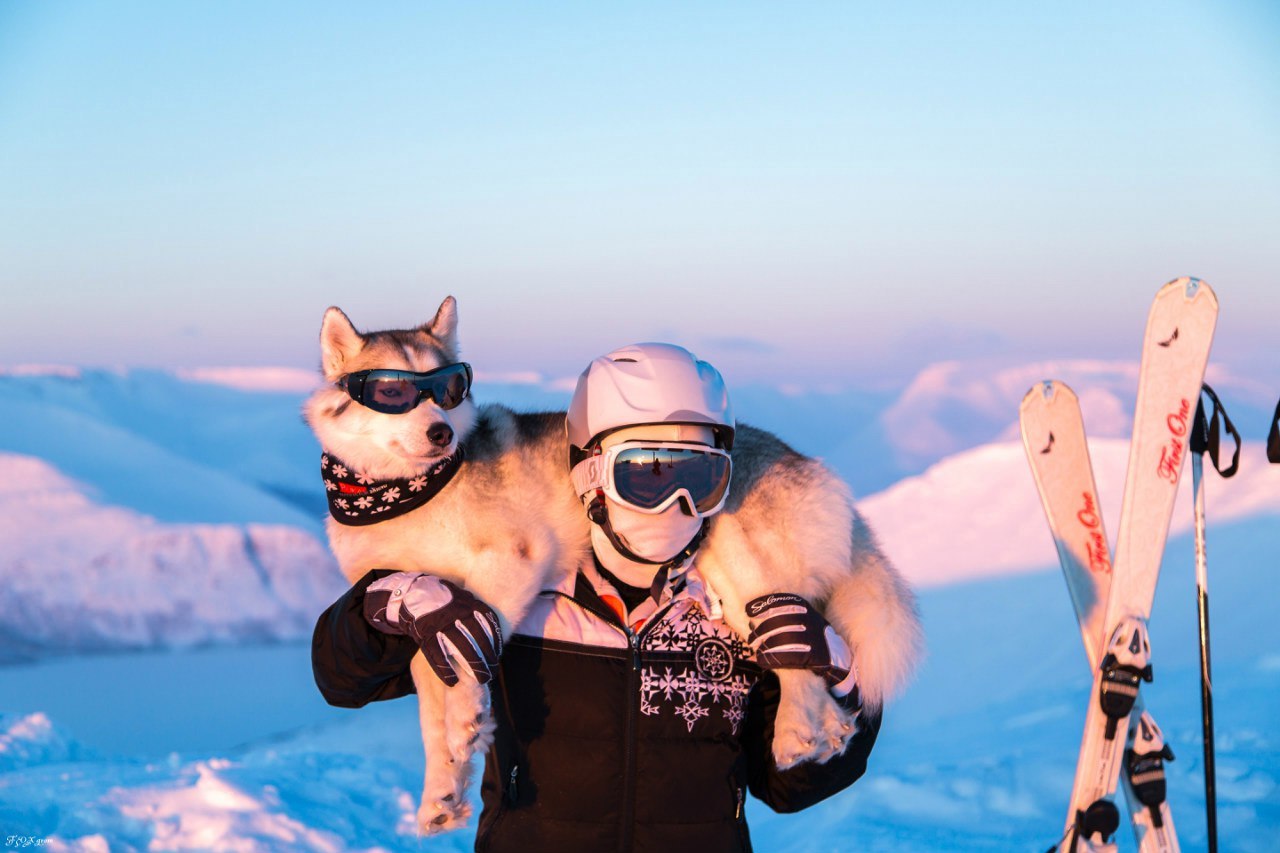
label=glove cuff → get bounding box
[363,571,427,634]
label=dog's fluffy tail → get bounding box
[829,510,926,713]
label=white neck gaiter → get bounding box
[591,499,701,586]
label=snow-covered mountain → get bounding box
[0,454,346,662]
[862,439,1280,588]
[2,361,1277,657]
[1,359,1278,850]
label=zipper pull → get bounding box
[508,764,519,803]
[630,632,641,670]
[735,785,744,819]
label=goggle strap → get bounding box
[570,455,607,497]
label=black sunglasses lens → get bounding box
[432,367,470,410]
[361,377,419,414]
[350,365,471,414]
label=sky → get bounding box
[1,1,1277,389]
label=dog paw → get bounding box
[771,717,825,770]
[417,788,472,835]
[812,702,859,763]
[772,702,860,768]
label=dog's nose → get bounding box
[427,422,454,447]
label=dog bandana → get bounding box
[321,449,463,526]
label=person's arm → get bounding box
[311,569,419,708]
[741,672,883,813]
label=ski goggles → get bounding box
[337,363,473,415]
[571,441,732,516]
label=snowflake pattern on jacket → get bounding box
[639,600,758,735]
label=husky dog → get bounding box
[304,297,923,834]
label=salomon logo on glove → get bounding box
[745,593,852,688]
[364,572,503,686]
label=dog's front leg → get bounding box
[410,652,472,834]
[436,527,557,805]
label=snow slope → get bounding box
[0,453,346,662]
[2,510,1276,851]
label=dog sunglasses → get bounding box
[571,440,732,516]
[337,363,473,415]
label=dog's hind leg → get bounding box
[410,654,472,834]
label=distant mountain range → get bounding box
[1,361,1275,657]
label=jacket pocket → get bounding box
[476,746,519,852]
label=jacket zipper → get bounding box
[540,591,691,850]
[541,591,683,853]
[620,630,640,853]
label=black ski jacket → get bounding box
[312,568,881,853]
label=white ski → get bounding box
[1060,278,1218,848]
[1020,380,1179,852]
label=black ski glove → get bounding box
[363,572,503,687]
[746,593,853,690]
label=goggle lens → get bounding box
[363,377,418,413]
[345,364,472,414]
[611,446,730,513]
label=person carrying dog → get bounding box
[312,343,880,852]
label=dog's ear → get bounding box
[421,296,458,354]
[320,307,364,380]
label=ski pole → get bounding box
[1188,384,1240,853]
[1268,396,1280,464]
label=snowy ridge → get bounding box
[875,359,1274,473]
[0,713,79,772]
[0,454,345,659]
[174,367,321,394]
[859,439,1280,587]
[1,363,1277,658]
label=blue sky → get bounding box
[1,1,1277,387]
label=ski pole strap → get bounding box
[1191,384,1240,478]
[1268,396,1280,464]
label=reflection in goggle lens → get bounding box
[343,363,473,415]
[612,447,730,512]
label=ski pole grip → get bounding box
[1268,397,1280,464]
[1193,384,1240,477]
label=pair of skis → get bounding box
[1020,277,1220,852]
[1022,381,1180,852]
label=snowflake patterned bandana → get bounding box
[321,449,463,526]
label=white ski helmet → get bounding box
[566,342,735,459]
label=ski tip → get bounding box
[1161,276,1218,305]
[1020,380,1077,410]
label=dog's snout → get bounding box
[427,422,454,447]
